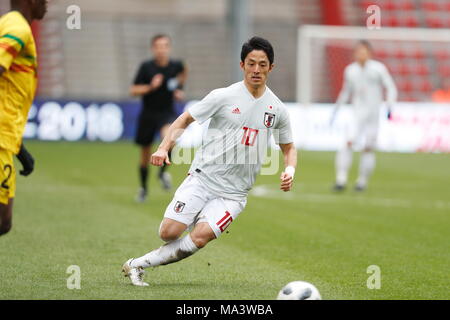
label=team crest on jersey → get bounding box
[264,112,275,128]
[174,201,185,213]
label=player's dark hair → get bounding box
[241,36,274,65]
[357,40,373,52]
[151,34,171,46]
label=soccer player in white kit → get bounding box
[122,37,297,286]
[331,40,397,191]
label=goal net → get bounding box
[297,25,450,105]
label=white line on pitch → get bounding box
[250,185,450,210]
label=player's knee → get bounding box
[159,219,187,242]
[190,233,214,249]
[159,227,180,242]
[159,230,178,242]
[191,236,208,249]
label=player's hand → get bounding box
[280,171,293,192]
[149,73,164,91]
[173,89,185,101]
[16,144,35,176]
[150,148,171,167]
[387,107,393,120]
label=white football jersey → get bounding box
[336,59,397,117]
[188,81,293,201]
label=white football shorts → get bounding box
[163,174,247,238]
[345,108,380,149]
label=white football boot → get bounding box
[122,259,149,287]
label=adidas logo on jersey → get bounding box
[232,107,241,114]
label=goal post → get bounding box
[297,25,450,105]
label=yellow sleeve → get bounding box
[0,21,31,70]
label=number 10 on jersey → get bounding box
[241,127,259,146]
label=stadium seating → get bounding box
[3,0,447,103]
[328,0,450,102]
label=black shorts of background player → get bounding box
[130,34,188,202]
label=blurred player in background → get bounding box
[330,40,397,191]
[0,0,47,236]
[130,34,187,202]
[122,36,297,286]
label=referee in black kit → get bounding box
[130,34,187,202]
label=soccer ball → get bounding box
[276,281,322,300]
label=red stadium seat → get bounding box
[438,65,450,77]
[418,80,432,93]
[422,1,440,11]
[435,49,450,60]
[398,80,414,92]
[398,0,415,11]
[426,17,445,28]
[415,64,430,75]
[384,0,397,11]
[411,48,425,60]
[374,48,389,60]
[395,49,407,59]
[398,64,411,75]
[384,15,399,27]
[361,0,382,10]
[360,0,372,9]
[404,16,419,27]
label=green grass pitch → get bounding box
[0,141,448,300]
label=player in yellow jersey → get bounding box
[0,0,47,236]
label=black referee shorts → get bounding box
[135,113,177,147]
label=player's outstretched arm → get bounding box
[279,143,297,192]
[150,111,195,166]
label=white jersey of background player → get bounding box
[331,40,397,191]
[122,36,297,286]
